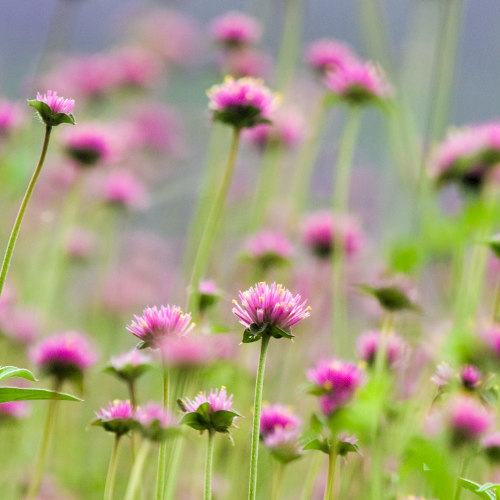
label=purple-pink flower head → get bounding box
[65,227,96,260]
[0,306,39,345]
[460,365,482,391]
[101,171,149,210]
[325,60,393,106]
[260,404,301,438]
[0,401,30,421]
[232,282,311,341]
[263,426,302,463]
[307,359,363,416]
[482,432,500,463]
[0,100,23,136]
[302,211,364,260]
[35,90,75,114]
[159,335,216,369]
[431,362,455,388]
[197,279,221,313]
[207,76,280,129]
[447,395,493,445]
[216,48,273,80]
[210,11,262,48]
[126,305,195,350]
[182,387,234,414]
[356,330,409,369]
[94,400,135,436]
[245,231,293,271]
[480,323,500,357]
[305,38,357,76]
[108,349,153,382]
[60,124,113,167]
[135,403,177,442]
[30,331,97,382]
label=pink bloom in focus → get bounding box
[35,90,75,114]
[447,395,493,444]
[210,11,262,47]
[30,331,97,381]
[182,387,234,413]
[325,60,393,105]
[232,282,311,331]
[260,404,301,438]
[460,365,482,390]
[101,171,149,210]
[307,359,363,416]
[94,400,135,435]
[431,362,455,387]
[245,231,293,270]
[0,401,30,421]
[0,100,23,135]
[305,39,357,75]
[127,305,195,349]
[356,330,409,369]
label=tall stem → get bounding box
[271,461,286,500]
[299,453,323,500]
[0,125,52,299]
[248,335,271,500]
[493,275,500,322]
[103,435,121,500]
[204,430,216,500]
[323,449,337,500]
[156,364,170,500]
[187,127,241,317]
[124,440,151,500]
[26,378,60,500]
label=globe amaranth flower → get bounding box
[105,349,153,383]
[325,60,393,106]
[431,362,455,388]
[260,404,301,438]
[336,432,360,460]
[307,359,363,417]
[482,432,500,463]
[210,11,262,48]
[305,38,357,76]
[179,387,241,434]
[91,400,135,436]
[198,279,221,313]
[216,48,272,80]
[232,282,311,343]
[30,331,97,385]
[356,330,409,370]
[101,171,149,210]
[127,305,195,350]
[207,76,280,129]
[460,365,482,391]
[0,401,30,422]
[28,90,75,127]
[244,231,293,272]
[0,100,23,137]
[135,403,178,442]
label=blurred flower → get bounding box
[431,362,455,388]
[29,90,75,127]
[198,280,221,313]
[210,11,261,48]
[307,359,363,416]
[480,323,500,357]
[447,395,493,445]
[302,211,364,260]
[459,365,482,391]
[106,350,153,383]
[135,403,177,442]
[64,227,97,260]
[263,426,302,464]
[0,306,39,344]
[216,48,273,79]
[260,404,301,438]
[356,330,409,369]
[207,76,280,129]
[305,38,357,76]
[92,400,135,436]
[101,171,149,210]
[0,401,30,422]
[127,305,195,350]
[482,432,500,463]
[336,432,359,459]
[244,231,293,272]
[0,99,23,136]
[159,334,220,368]
[112,47,164,90]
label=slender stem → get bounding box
[164,436,185,500]
[271,461,286,500]
[493,275,500,322]
[299,453,323,500]
[156,365,170,500]
[26,378,60,500]
[0,125,52,300]
[128,380,138,409]
[453,452,470,500]
[103,435,121,500]
[323,449,336,500]
[187,127,241,317]
[204,430,216,500]
[124,440,151,500]
[248,335,271,500]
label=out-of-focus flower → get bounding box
[0,306,39,345]
[127,305,195,350]
[198,280,222,313]
[29,90,75,127]
[336,432,360,459]
[0,401,30,422]
[207,76,280,129]
[356,330,409,369]
[232,282,311,342]
[460,365,482,391]
[65,227,97,260]
[244,231,293,272]
[307,359,363,416]
[260,404,301,438]
[112,47,164,90]
[106,350,153,383]
[92,400,135,436]
[480,323,500,357]
[305,39,357,76]
[263,426,302,463]
[482,432,500,463]
[431,362,455,388]
[325,60,393,106]
[210,11,262,48]
[302,211,364,260]
[101,171,149,210]
[447,395,493,445]
[0,99,23,136]
[135,403,177,442]
[216,48,273,79]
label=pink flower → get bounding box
[65,227,97,260]
[260,404,301,438]
[135,403,177,441]
[232,282,311,332]
[94,400,135,435]
[126,305,195,349]
[216,48,273,79]
[0,401,30,420]
[447,396,493,443]
[210,11,262,47]
[160,335,218,368]
[182,387,234,413]
[112,47,164,90]
[431,362,455,387]
[307,359,363,416]
[0,306,39,344]
[35,90,75,114]
[101,171,149,210]
[245,231,293,270]
[0,100,23,135]
[480,324,500,356]
[356,330,409,369]
[108,349,153,382]
[460,365,482,390]
[482,432,500,463]
[305,39,357,75]
[325,60,393,104]
[30,332,97,381]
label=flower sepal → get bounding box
[89,416,135,436]
[135,340,152,350]
[213,105,272,129]
[28,100,76,127]
[242,322,294,344]
[103,362,152,382]
[178,400,241,434]
[303,436,330,454]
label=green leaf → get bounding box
[242,328,260,344]
[179,412,210,432]
[269,325,294,340]
[477,483,500,493]
[303,438,330,454]
[52,112,75,125]
[310,413,324,434]
[458,478,496,500]
[0,366,37,383]
[0,387,81,403]
[211,409,241,432]
[357,284,420,312]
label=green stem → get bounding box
[0,125,52,300]
[299,453,323,500]
[156,365,170,500]
[271,461,286,500]
[26,378,60,500]
[124,440,151,500]
[323,449,336,500]
[103,435,121,500]
[248,335,271,500]
[453,452,470,500]
[204,430,216,500]
[164,436,185,500]
[187,127,241,317]
[493,274,500,322]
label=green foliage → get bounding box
[242,323,293,344]
[0,387,81,403]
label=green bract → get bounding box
[357,284,420,312]
[213,105,271,129]
[242,322,294,344]
[28,100,76,127]
[178,401,241,434]
[90,417,135,436]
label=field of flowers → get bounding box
[1,2,500,500]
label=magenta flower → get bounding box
[480,324,500,357]
[232,282,311,342]
[197,280,221,313]
[260,404,301,438]
[356,330,409,369]
[112,47,163,90]
[0,306,39,345]
[210,11,262,48]
[35,90,75,114]
[460,365,482,390]
[0,100,23,136]
[159,334,218,368]
[482,432,500,463]
[30,331,97,383]
[29,90,75,126]
[107,349,153,383]
[431,362,455,388]
[447,395,493,445]
[307,359,363,416]
[182,387,234,413]
[0,401,30,421]
[101,171,149,210]
[305,38,357,75]
[127,305,195,350]
[245,231,293,272]
[325,60,393,106]
[216,48,273,79]
[263,426,302,463]
[207,76,280,129]
[93,400,135,436]
[135,403,177,442]
[60,124,113,166]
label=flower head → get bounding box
[101,171,149,210]
[207,76,280,129]
[431,362,455,388]
[210,11,262,48]
[135,403,177,442]
[263,427,302,463]
[60,124,113,166]
[447,395,493,445]
[305,39,357,75]
[356,330,409,369]
[260,404,301,438]
[460,365,482,391]
[0,401,30,422]
[232,282,311,343]
[198,280,221,313]
[482,432,500,463]
[29,90,75,126]
[127,305,195,349]
[0,100,23,136]
[92,400,135,436]
[106,350,153,382]
[244,231,293,272]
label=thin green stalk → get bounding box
[453,452,470,500]
[204,430,216,500]
[248,335,271,500]
[156,365,170,500]
[187,127,241,317]
[124,440,151,500]
[493,275,500,322]
[323,450,336,500]
[271,461,286,500]
[164,436,185,500]
[128,380,138,409]
[299,453,323,500]
[26,378,60,500]
[103,435,121,500]
[0,125,52,300]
